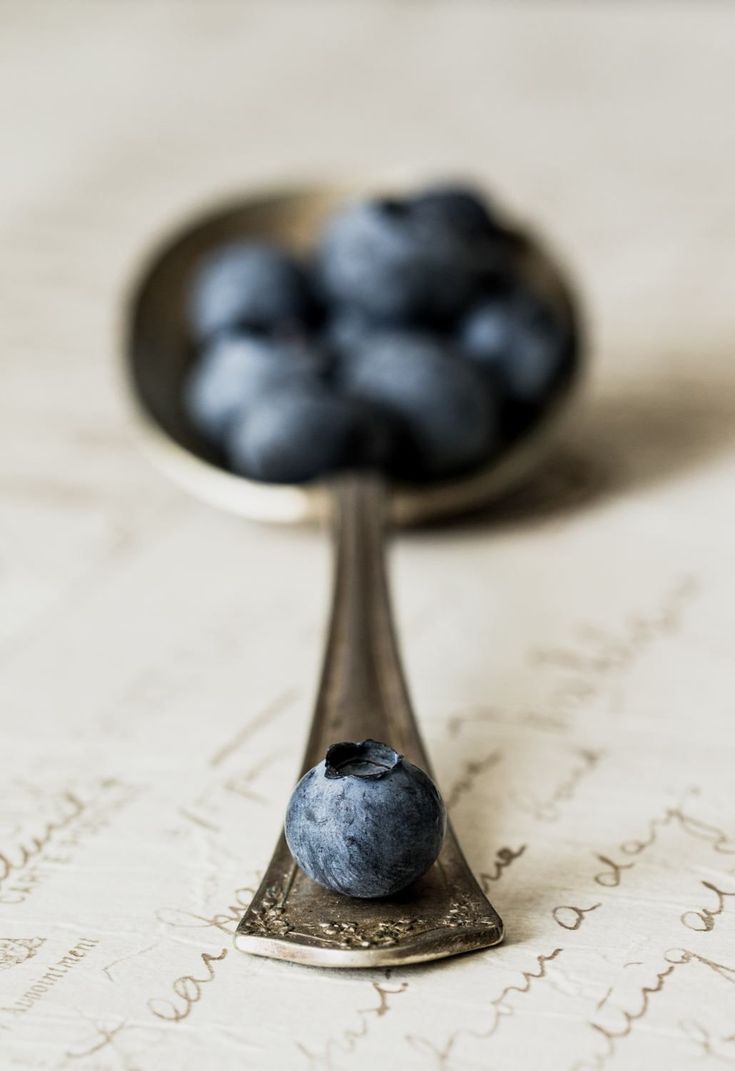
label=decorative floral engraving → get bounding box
[240,882,500,950]
[241,883,292,938]
[318,918,421,949]
[444,897,494,929]
[0,937,45,970]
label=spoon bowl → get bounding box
[127,183,583,525]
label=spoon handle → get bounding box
[236,473,504,968]
[299,472,433,775]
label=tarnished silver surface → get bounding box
[236,476,503,966]
[125,181,583,967]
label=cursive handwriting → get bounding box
[480,845,527,888]
[66,1018,138,1062]
[664,947,735,982]
[156,885,253,947]
[225,750,283,804]
[620,803,735,858]
[575,948,735,1070]
[681,878,735,932]
[0,791,84,900]
[145,885,256,1022]
[210,688,298,767]
[680,1019,735,1063]
[533,575,698,725]
[593,854,635,888]
[592,798,735,891]
[0,781,139,905]
[552,902,601,931]
[573,960,678,1071]
[515,750,601,823]
[408,947,563,1068]
[297,980,408,1068]
[445,750,501,810]
[446,704,567,738]
[147,948,228,1022]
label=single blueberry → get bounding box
[458,286,568,403]
[316,198,476,322]
[184,333,327,445]
[337,330,497,478]
[188,241,317,340]
[410,182,502,242]
[225,386,391,483]
[285,740,446,898]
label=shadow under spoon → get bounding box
[125,183,584,967]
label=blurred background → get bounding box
[3,2,735,544]
[2,0,735,679]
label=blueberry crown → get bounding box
[324,739,401,780]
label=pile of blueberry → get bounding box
[184,183,573,484]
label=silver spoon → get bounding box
[125,183,584,968]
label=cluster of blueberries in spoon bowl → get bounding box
[184,182,575,485]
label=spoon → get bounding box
[125,182,583,968]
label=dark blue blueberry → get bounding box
[188,241,316,340]
[285,740,446,898]
[184,333,327,445]
[321,308,378,361]
[410,183,502,242]
[316,198,476,322]
[225,386,390,483]
[338,330,497,478]
[458,287,567,403]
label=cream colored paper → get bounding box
[2,4,735,1068]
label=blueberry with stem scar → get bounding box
[285,739,446,898]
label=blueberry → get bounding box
[184,333,327,445]
[338,330,497,478]
[410,183,502,243]
[458,286,568,403]
[188,241,317,340]
[316,198,476,322]
[321,308,377,361]
[285,740,446,898]
[225,386,389,483]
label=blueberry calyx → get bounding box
[324,739,401,780]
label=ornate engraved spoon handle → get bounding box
[237,473,504,968]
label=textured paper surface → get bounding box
[2,4,735,1068]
